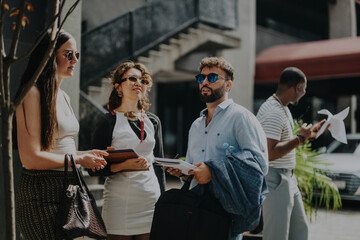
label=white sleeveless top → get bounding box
[102,111,161,235]
[50,90,79,170]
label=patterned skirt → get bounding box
[16,168,77,240]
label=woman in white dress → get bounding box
[90,61,165,240]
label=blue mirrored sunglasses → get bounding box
[195,73,226,84]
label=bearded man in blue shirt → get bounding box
[167,57,269,240]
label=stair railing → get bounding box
[81,0,238,88]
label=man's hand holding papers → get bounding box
[316,107,349,144]
[154,157,196,175]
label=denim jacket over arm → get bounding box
[206,149,268,234]
[186,99,269,234]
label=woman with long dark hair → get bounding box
[90,61,165,240]
[14,30,107,239]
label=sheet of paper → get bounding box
[316,107,349,144]
[154,157,196,174]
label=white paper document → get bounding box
[316,107,349,144]
[154,158,196,174]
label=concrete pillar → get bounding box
[60,0,82,119]
[149,80,158,114]
[329,0,357,134]
[328,0,357,38]
[222,0,256,112]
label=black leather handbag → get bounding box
[150,176,231,240]
[55,154,107,240]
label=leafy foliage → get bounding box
[5,1,34,30]
[294,121,342,221]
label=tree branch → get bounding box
[14,13,61,64]
[12,0,82,113]
[0,0,5,58]
[0,1,6,106]
[7,0,26,61]
[13,38,56,110]
[12,0,68,64]
[12,0,62,112]
[58,0,81,30]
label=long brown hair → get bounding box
[14,29,74,150]
[108,61,152,112]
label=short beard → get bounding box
[199,84,226,103]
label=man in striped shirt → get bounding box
[256,67,326,240]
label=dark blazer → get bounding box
[89,111,166,192]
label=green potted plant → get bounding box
[294,121,342,221]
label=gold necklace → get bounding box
[272,94,294,130]
[272,93,284,106]
[124,111,138,120]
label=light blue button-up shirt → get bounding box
[185,99,269,234]
[186,99,268,176]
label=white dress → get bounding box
[102,112,161,235]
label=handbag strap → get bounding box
[180,175,211,197]
[69,154,91,194]
[181,175,194,191]
[63,154,70,190]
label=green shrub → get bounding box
[294,121,342,221]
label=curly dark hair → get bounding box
[108,61,152,112]
[199,56,234,81]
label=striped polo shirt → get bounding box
[256,95,296,169]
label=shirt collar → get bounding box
[200,98,234,117]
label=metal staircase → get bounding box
[137,24,240,76]
[86,23,241,107]
[81,0,239,88]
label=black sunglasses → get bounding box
[119,76,150,86]
[195,73,226,84]
[64,51,80,61]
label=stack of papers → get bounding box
[154,158,196,174]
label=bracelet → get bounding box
[297,134,306,144]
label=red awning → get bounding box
[255,37,360,84]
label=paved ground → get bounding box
[308,200,360,240]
